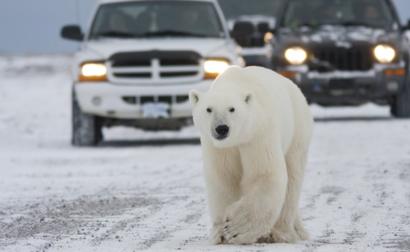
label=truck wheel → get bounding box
[72,95,103,146]
[391,81,410,118]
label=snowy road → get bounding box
[0,56,410,252]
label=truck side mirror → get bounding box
[231,21,255,47]
[61,25,84,41]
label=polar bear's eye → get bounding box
[206,108,212,113]
[229,107,235,113]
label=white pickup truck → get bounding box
[61,0,243,146]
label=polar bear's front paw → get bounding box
[270,226,299,243]
[210,224,225,244]
[295,220,310,241]
[222,202,270,244]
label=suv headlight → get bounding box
[373,44,396,64]
[79,62,108,82]
[204,59,230,79]
[284,47,308,65]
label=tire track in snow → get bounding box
[0,193,160,251]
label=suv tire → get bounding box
[391,80,410,118]
[72,93,103,146]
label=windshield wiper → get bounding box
[338,21,377,28]
[93,30,215,39]
[298,22,317,28]
[296,21,379,29]
[94,30,136,38]
[141,30,208,38]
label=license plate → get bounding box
[142,103,170,118]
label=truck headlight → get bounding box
[79,62,108,82]
[373,44,396,64]
[284,47,308,65]
[204,59,230,79]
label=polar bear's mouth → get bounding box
[213,124,230,140]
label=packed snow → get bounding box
[0,55,409,252]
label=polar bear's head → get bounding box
[189,87,259,148]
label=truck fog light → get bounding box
[387,81,399,92]
[278,70,297,79]
[384,68,405,76]
[92,96,102,106]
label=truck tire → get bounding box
[391,80,410,118]
[72,94,103,146]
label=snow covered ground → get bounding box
[0,55,409,252]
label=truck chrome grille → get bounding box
[122,95,189,105]
[312,45,373,71]
[108,51,203,85]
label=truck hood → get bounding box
[80,38,232,59]
[279,25,400,45]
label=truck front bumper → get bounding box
[74,80,211,119]
[278,64,406,105]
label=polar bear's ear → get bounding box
[244,93,252,104]
[189,90,201,106]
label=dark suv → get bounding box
[271,0,410,117]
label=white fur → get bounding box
[190,66,313,245]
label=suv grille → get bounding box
[312,44,373,71]
[108,51,202,85]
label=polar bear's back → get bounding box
[212,66,301,111]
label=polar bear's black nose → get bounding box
[215,125,229,139]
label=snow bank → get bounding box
[0,54,72,77]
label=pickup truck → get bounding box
[61,0,243,146]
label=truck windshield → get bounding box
[218,0,281,20]
[89,1,224,39]
[283,0,396,29]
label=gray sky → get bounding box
[1,0,410,54]
[0,0,97,54]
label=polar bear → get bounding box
[189,66,313,245]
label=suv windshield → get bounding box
[283,0,396,29]
[89,1,224,39]
[218,0,281,20]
